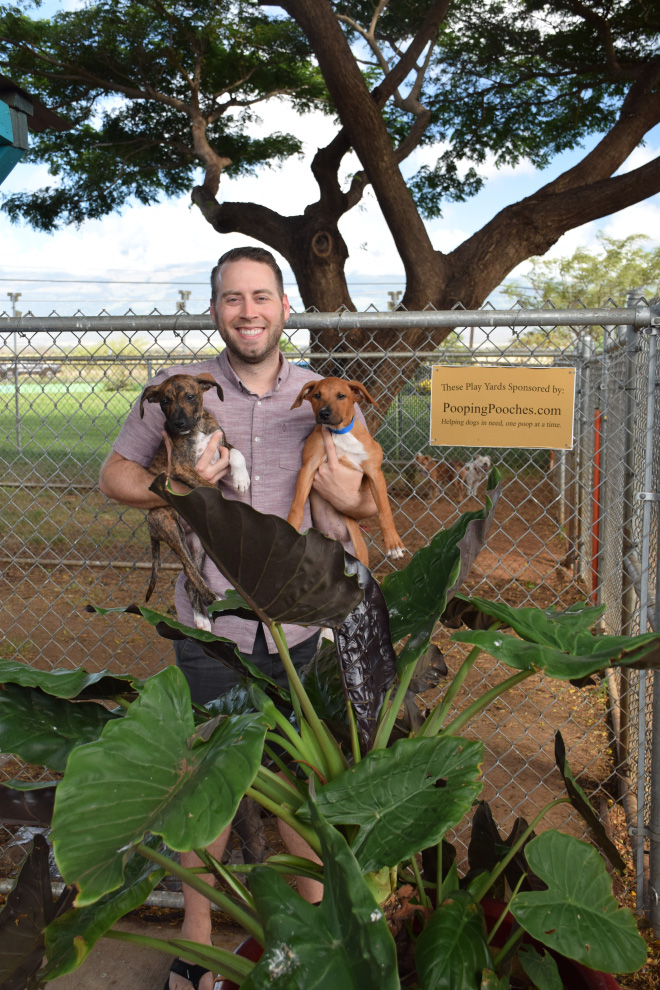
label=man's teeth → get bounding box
[238,328,263,336]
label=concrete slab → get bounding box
[49,917,245,990]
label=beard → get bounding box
[215,310,285,365]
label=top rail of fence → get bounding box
[0,303,658,332]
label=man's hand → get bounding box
[312,427,376,519]
[194,432,231,485]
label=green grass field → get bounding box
[0,380,550,488]
[0,382,141,484]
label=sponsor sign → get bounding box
[430,365,576,449]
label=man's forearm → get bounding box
[99,451,186,509]
[342,485,377,520]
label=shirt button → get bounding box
[257,400,261,406]
[254,436,260,442]
[254,475,260,481]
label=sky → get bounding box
[1,5,659,325]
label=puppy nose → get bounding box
[318,406,332,422]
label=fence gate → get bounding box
[0,302,658,918]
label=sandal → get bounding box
[164,957,213,990]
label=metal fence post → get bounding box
[640,316,660,928]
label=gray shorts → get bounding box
[174,623,321,705]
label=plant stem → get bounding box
[253,764,304,809]
[105,929,253,985]
[444,669,536,737]
[197,850,255,910]
[246,786,322,856]
[410,854,432,910]
[264,731,307,767]
[346,699,362,764]
[270,622,344,778]
[372,659,417,750]
[418,644,483,737]
[263,742,299,786]
[233,853,324,882]
[135,843,263,941]
[492,926,525,970]
[486,873,525,945]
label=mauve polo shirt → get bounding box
[112,348,361,653]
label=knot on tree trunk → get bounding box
[311,230,333,258]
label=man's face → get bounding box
[210,259,290,365]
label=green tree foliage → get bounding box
[0,0,327,228]
[500,233,660,347]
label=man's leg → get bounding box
[169,640,247,990]
[169,628,323,987]
[167,830,230,990]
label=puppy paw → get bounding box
[387,545,405,560]
[194,612,212,632]
[232,468,251,493]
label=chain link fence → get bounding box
[1,302,658,914]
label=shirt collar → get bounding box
[217,348,288,396]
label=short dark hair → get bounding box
[210,246,284,303]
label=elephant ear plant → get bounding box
[0,467,654,989]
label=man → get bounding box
[99,246,375,990]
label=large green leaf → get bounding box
[0,683,120,772]
[414,889,493,990]
[510,831,646,973]
[50,666,266,906]
[453,597,660,673]
[297,736,483,872]
[151,477,363,628]
[450,628,660,679]
[382,469,501,671]
[0,658,141,699]
[0,834,74,990]
[243,800,399,990]
[41,837,166,980]
[452,597,605,651]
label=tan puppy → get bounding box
[287,377,405,566]
[415,453,461,494]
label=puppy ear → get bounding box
[193,374,223,402]
[139,384,161,419]
[290,381,318,410]
[347,381,377,406]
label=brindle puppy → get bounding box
[140,372,249,629]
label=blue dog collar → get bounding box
[327,417,355,435]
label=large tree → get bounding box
[1,0,659,382]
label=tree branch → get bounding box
[541,63,660,194]
[450,155,660,305]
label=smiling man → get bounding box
[98,246,376,990]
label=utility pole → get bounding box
[7,292,22,450]
[176,290,191,360]
[7,291,21,317]
[387,290,402,311]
